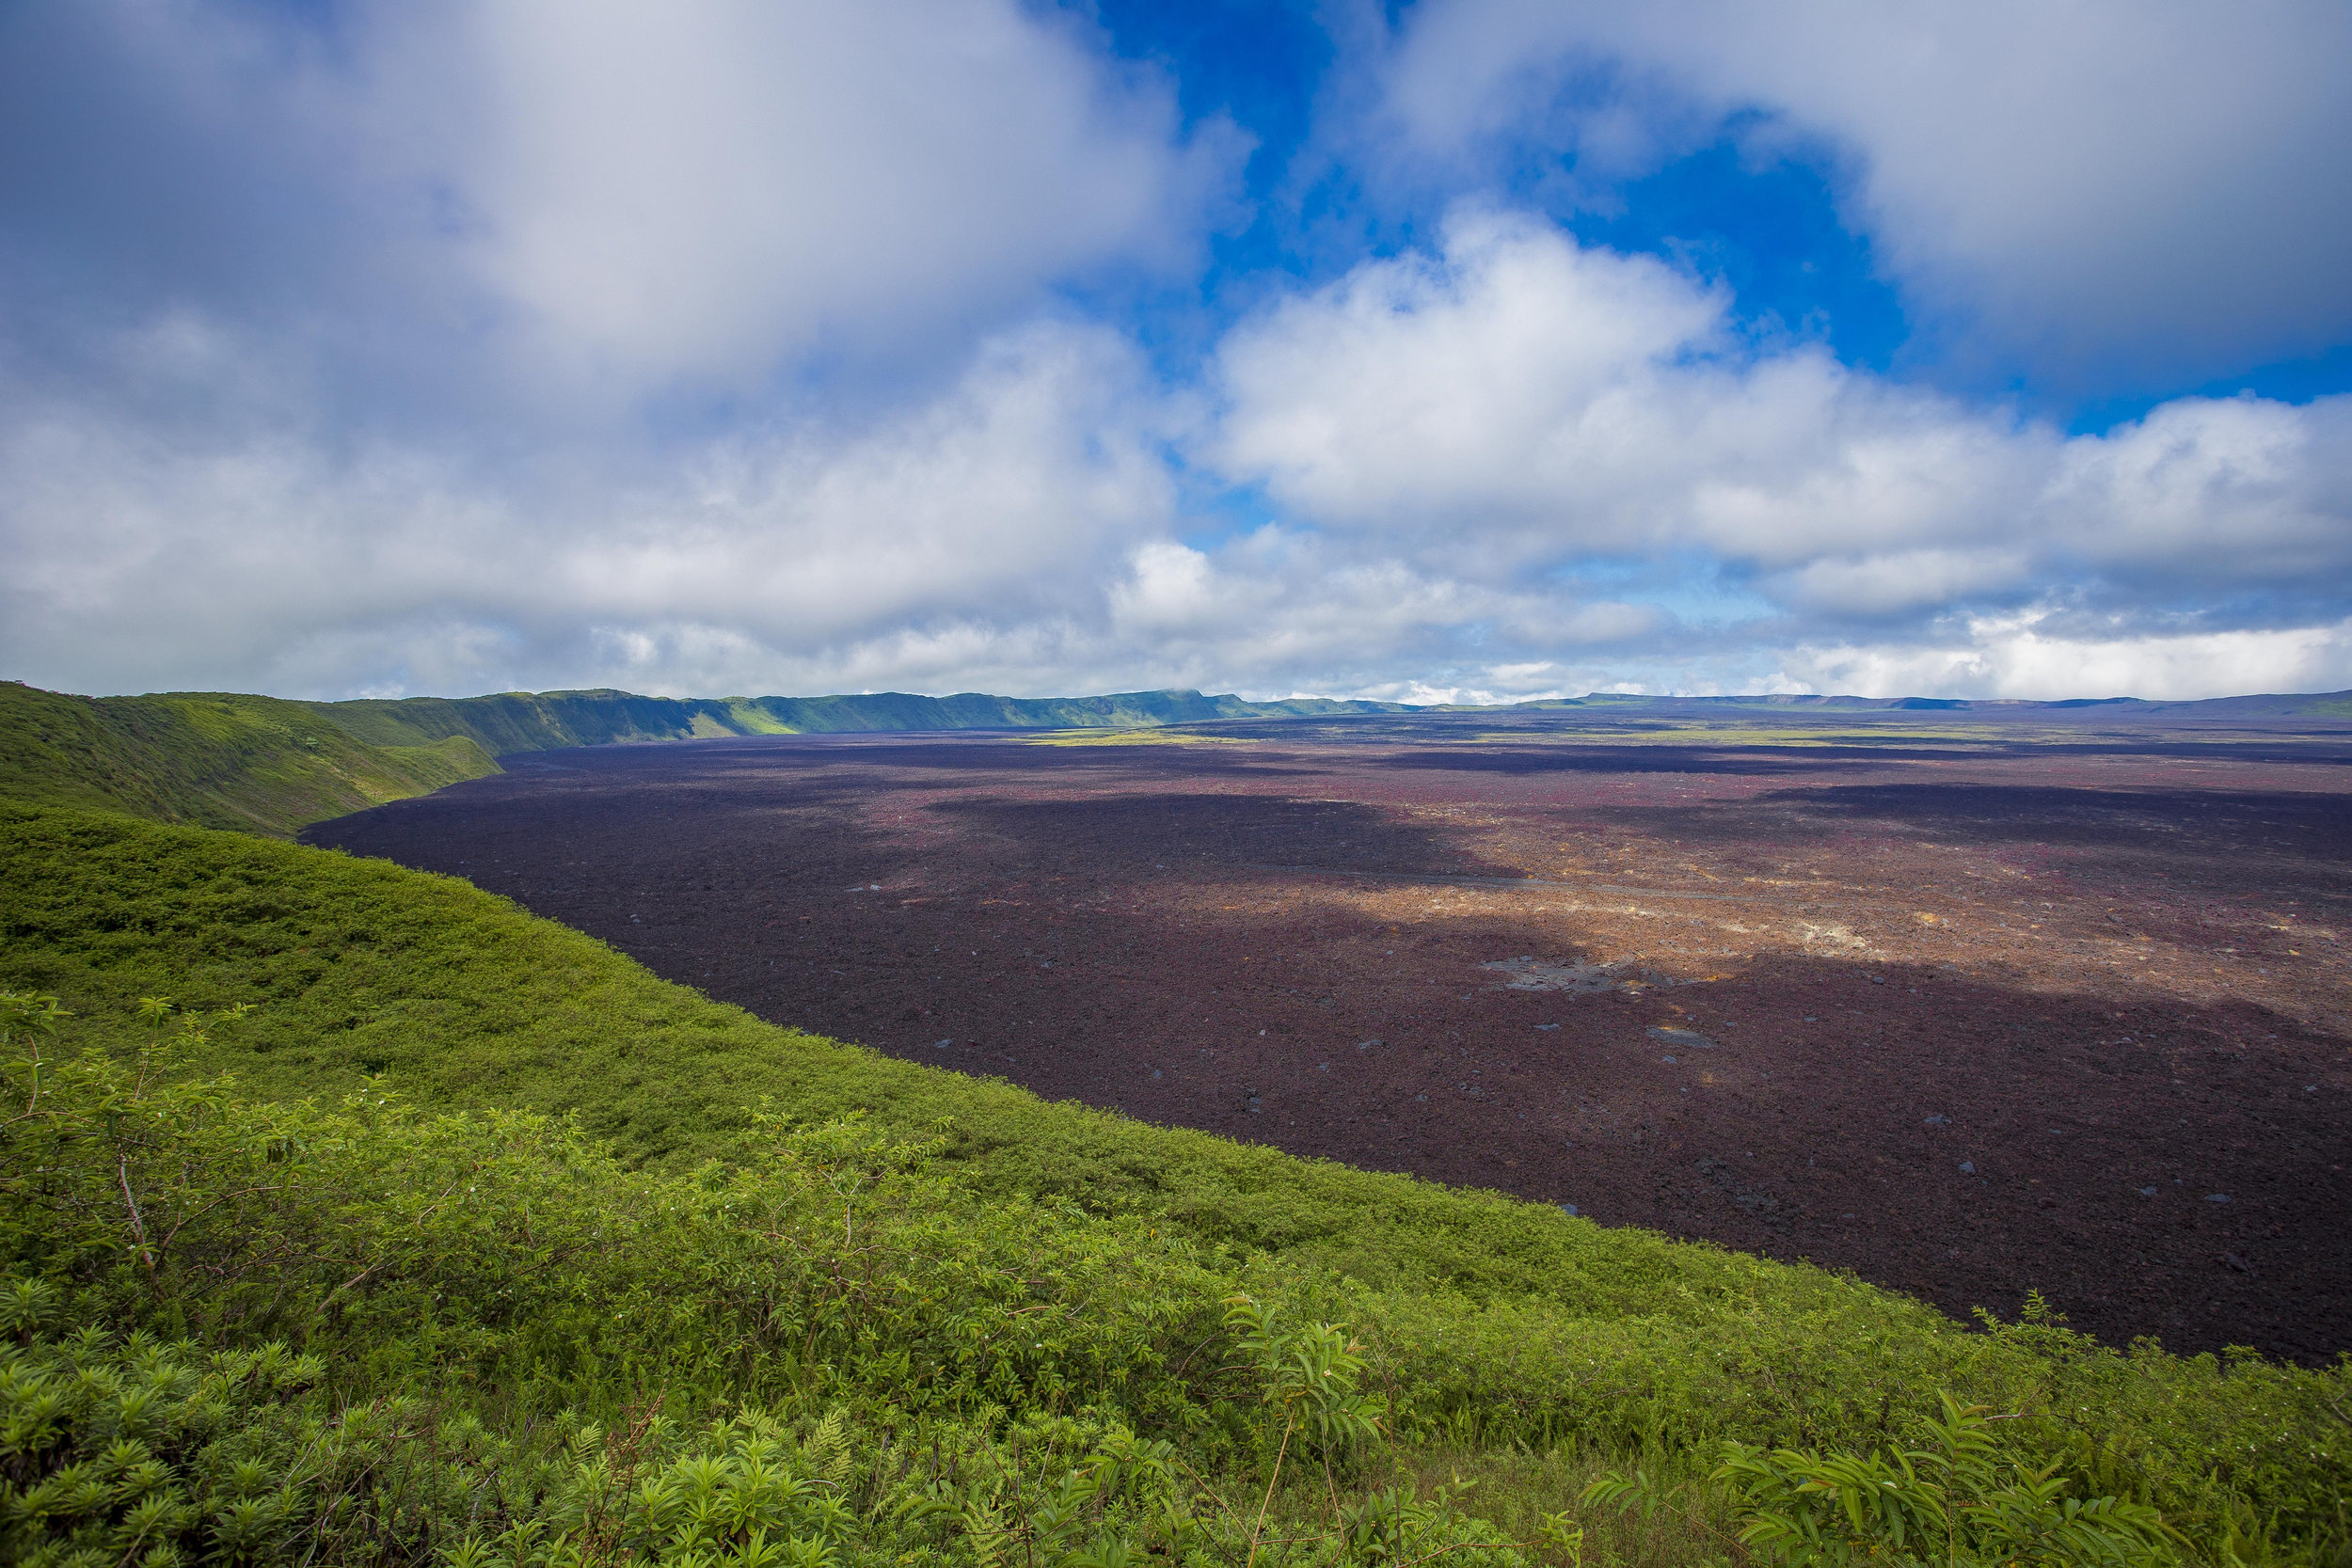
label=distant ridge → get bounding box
[1513,689,2352,716]
[7,678,2351,837]
[309,687,1415,753]
[302,683,2352,757]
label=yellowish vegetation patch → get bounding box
[1028,728,1254,747]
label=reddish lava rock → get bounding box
[306,720,2352,1364]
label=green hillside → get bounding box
[0,680,498,836]
[3,800,2346,1568]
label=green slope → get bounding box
[305,688,754,752]
[1,799,2343,1544]
[0,680,498,837]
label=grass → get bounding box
[1,1028,1758,1567]
[3,800,2346,1564]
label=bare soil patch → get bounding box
[306,719,2352,1362]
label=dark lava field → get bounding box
[306,709,2352,1363]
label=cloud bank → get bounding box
[1378,0,2352,390]
[2,1,2348,704]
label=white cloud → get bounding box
[0,319,1179,699]
[1379,0,2352,386]
[9,211,2348,708]
[2047,395,2352,587]
[1779,613,2352,702]
[0,0,1228,417]
[1210,211,2352,636]
[387,0,1223,392]
[1212,209,2061,581]
[4,8,2348,710]
[1213,210,1729,547]
[1766,549,2031,617]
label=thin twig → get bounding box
[117,1154,159,1284]
[1246,1407,1295,1568]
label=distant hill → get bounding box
[303,683,2352,762]
[309,686,1415,753]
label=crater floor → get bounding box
[308,713,2352,1362]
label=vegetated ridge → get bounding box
[313,686,1419,752]
[281,682,2352,754]
[12,676,2352,837]
[0,680,496,837]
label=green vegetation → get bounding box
[3,802,2348,1567]
[1587,1394,2186,1568]
[0,682,497,837]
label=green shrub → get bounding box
[0,1005,1230,1434]
[1584,1393,2185,1568]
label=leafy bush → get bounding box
[0,1303,1549,1568]
[0,999,1228,1434]
[1585,1393,2185,1568]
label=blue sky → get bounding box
[4,0,2350,703]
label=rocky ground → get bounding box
[308,713,2352,1362]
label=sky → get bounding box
[4,1,2351,705]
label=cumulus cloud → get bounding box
[1779,615,2352,703]
[1104,531,1650,689]
[8,200,2349,706]
[395,0,1224,391]
[0,0,1226,418]
[1377,0,2352,388]
[1210,210,2352,638]
[0,319,1179,699]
